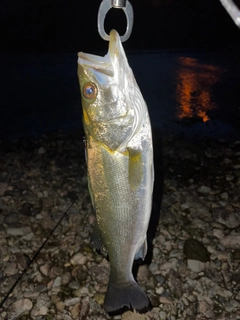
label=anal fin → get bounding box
[134,238,148,261]
[90,222,108,258]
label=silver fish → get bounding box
[77,29,154,313]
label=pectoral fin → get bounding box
[87,173,96,211]
[90,222,108,258]
[128,148,143,190]
[134,238,148,260]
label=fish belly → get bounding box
[87,138,151,273]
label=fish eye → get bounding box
[83,82,98,100]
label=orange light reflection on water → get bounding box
[176,57,223,123]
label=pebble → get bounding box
[4,211,18,224]
[187,259,206,272]
[137,265,149,282]
[4,262,18,275]
[40,262,52,276]
[20,202,33,216]
[64,297,81,307]
[212,208,240,228]
[220,233,240,249]
[38,147,46,154]
[121,311,148,319]
[8,299,33,320]
[7,226,32,236]
[197,185,211,193]
[184,238,210,262]
[70,253,87,266]
[159,296,173,304]
[213,229,225,239]
[70,301,81,319]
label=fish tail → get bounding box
[104,280,150,314]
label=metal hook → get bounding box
[97,0,134,42]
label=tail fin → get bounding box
[104,280,150,314]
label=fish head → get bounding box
[78,30,144,152]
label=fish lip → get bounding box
[78,51,113,76]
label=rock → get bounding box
[204,266,223,283]
[21,232,34,241]
[183,238,210,262]
[156,286,164,295]
[137,265,149,282]
[78,298,90,320]
[70,301,81,319]
[7,227,32,236]
[212,208,240,228]
[232,250,240,260]
[226,174,234,181]
[213,229,225,239]
[159,296,173,304]
[56,301,65,311]
[42,197,54,208]
[159,258,178,276]
[69,280,80,290]
[90,264,109,285]
[20,202,33,216]
[70,253,87,266]
[94,292,105,305]
[0,182,8,196]
[220,192,228,200]
[4,211,18,224]
[31,304,49,318]
[71,266,88,282]
[121,311,148,319]
[48,266,62,279]
[8,299,33,320]
[38,147,46,154]
[23,291,40,299]
[220,233,240,249]
[197,185,211,194]
[53,276,62,288]
[64,297,81,307]
[4,262,18,276]
[40,262,52,276]
[166,269,183,299]
[30,294,50,318]
[62,272,72,285]
[187,259,206,273]
[217,252,228,261]
[198,300,214,318]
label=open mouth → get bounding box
[78,30,120,77]
[78,51,114,76]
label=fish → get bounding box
[77,29,154,314]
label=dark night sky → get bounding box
[1,0,240,53]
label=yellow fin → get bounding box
[83,110,90,126]
[128,148,143,190]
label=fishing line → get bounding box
[0,198,77,309]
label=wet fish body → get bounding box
[77,30,154,313]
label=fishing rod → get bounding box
[220,0,240,28]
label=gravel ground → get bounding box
[0,131,240,320]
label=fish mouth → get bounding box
[77,30,121,77]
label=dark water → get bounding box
[1,49,240,141]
